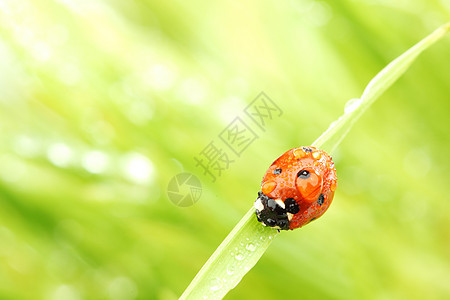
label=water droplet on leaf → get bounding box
[209,277,222,292]
[235,251,245,261]
[226,265,235,276]
[245,243,256,252]
[344,98,362,114]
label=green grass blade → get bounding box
[180,208,278,300]
[180,23,450,300]
[313,22,450,153]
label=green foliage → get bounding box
[181,23,450,299]
[0,1,449,300]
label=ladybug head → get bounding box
[254,191,299,230]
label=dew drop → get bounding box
[245,243,256,252]
[235,251,245,261]
[209,277,222,292]
[328,120,338,130]
[226,265,235,276]
[344,98,362,114]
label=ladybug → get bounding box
[254,146,337,230]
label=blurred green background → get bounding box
[0,0,450,299]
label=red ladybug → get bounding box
[254,146,337,230]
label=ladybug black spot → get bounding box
[273,168,282,175]
[285,198,299,214]
[297,170,310,179]
[317,194,324,206]
[302,147,312,153]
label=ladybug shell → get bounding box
[255,146,337,230]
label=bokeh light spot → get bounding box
[143,63,177,91]
[403,148,431,179]
[107,276,138,300]
[50,285,81,300]
[31,42,53,62]
[13,135,41,157]
[121,152,154,185]
[126,101,154,125]
[177,77,207,105]
[47,143,73,167]
[82,150,109,174]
